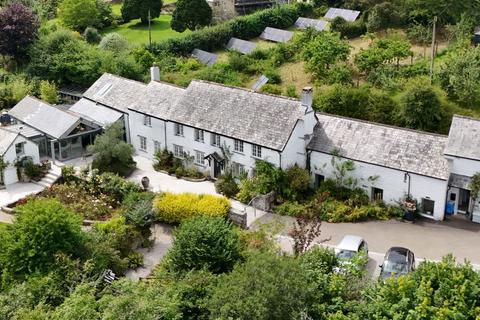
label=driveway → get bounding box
[257,213,480,266]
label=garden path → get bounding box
[129,155,267,227]
[125,223,174,281]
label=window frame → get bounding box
[234,139,244,153]
[173,144,184,158]
[174,123,184,136]
[252,144,262,158]
[143,115,152,127]
[153,140,161,154]
[15,142,25,156]
[211,133,221,146]
[194,150,205,166]
[371,187,384,201]
[194,129,205,143]
[232,162,245,177]
[138,136,147,152]
[421,198,435,215]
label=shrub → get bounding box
[149,4,311,57]
[215,173,239,198]
[153,193,231,223]
[121,192,155,230]
[284,165,311,201]
[83,27,101,44]
[40,183,113,220]
[330,17,366,39]
[92,217,142,257]
[260,84,282,95]
[274,201,306,217]
[285,84,298,98]
[61,165,76,182]
[167,217,241,274]
[236,177,258,204]
[98,32,129,54]
[89,171,141,204]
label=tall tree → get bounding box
[171,0,212,32]
[0,2,39,60]
[302,31,350,80]
[58,0,99,32]
[121,0,162,24]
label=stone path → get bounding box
[125,223,173,281]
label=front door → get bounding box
[213,160,222,178]
[458,189,471,213]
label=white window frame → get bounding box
[15,142,25,156]
[234,139,244,153]
[232,162,245,177]
[252,144,262,158]
[194,129,205,143]
[139,136,147,151]
[143,115,152,127]
[195,150,205,166]
[154,140,161,153]
[211,133,221,146]
[173,144,184,158]
[174,123,184,136]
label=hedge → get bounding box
[153,193,231,223]
[150,3,313,57]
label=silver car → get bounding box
[334,235,368,273]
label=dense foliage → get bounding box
[88,122,136,176]
[171,0,212,32]
[121,0,162,24]
[0,2,39,60]
[153,192,231,223]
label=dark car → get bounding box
[379,247,415,279]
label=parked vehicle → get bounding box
[379,247,415,279]
[334,235,368,273]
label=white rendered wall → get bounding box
[165,122,281,175]
[128,111,166,159]
[310,151,448,220]
[3,135,40,185]
[447,156,480,177]
[281,112,316,170]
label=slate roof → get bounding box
[3,123,42,138]
[9,96,81,139]
[444,115,480,161]
[170,80,306,150]
[129,81,185,118]
[83,73,146,113]
[308,113,450,180]
[0,127,19,155]
[70,98,123,127]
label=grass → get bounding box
[102,14,188,45]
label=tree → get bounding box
[167,217,241,275]
[171,0,212,32]
[366,2,402,32]
[58,0,99,32]
[397,79,443,132]
[88,122,135,176]
[0,199,85,284]
[0,3,39,60]
[98,32,130,54]
[438,46,480,108]
[95,0,113,28]
[83,27,102,44]
[355,38,412,74]
[121,0,163,24]
[303,31,350,80]
[39,80,59,104]
[208,252,310,319]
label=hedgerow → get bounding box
[153,193,231,223]
[150,3,312,57]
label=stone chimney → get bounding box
[301,87,313,111]
[150,63,160,82]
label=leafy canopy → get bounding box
[121,0,163,24]
[171,0,212,32]
[58,0,99,32]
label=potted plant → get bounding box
[403,196,416,221]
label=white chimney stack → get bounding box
[301,87,313,111]
[150,63,160,82]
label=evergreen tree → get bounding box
[171,0,212,32]
[121,0,162,24]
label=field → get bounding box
[105,3,187,45]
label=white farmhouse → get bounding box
[0,127,40,186]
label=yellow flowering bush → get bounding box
[153,193,231,223]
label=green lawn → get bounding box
[102,14,189,45]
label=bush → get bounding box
[330,17,367,39]
[89,171,141,204]
[60,165,76,182]
[167,217,241,274]
[321,199,400,222]
[274,201,306,217]
[83,27,101,44]
[215,173,239,198]
[153,193,231,223]
[121,192,155,231]
[260,84,282,95]
[149,4,311,57]
[236,177,257,204]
